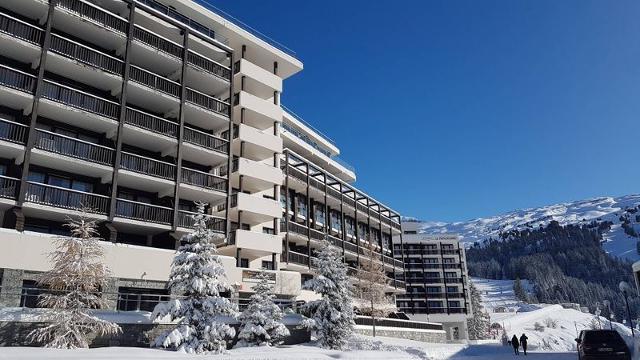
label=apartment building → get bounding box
[393,222,472,340]
[0,0,405,309]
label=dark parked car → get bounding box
[575,330,631,360]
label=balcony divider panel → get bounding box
[18,1,56,208]
[108,2,136,223]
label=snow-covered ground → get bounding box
[473,277,634,352]
[0,336,575,360]
[418,194,640,261]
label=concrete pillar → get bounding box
[0,269,24,307]
[103,277,119,311]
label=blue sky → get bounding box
[213,0,640,222]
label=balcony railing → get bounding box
[57,0,128,34]
[344,240,359,254]
[0,118,28,144]
[0,175,19,199]
[34,129,114,165]
[132,25,183,59]
[115,198,172,224]
[0,64,36,93]
[49,34,124,75]
[41,80,120,119]
[129,66,181,97]
[181,168,226,192]
[120,152,175,180]
[185,88,229,116]
[176,210,225,233]
[0,11,43,45]
[287,251,309,266]
[187,50,230,80]
[183,126,228,154]
[25,182,109,214]
[124,107,178,138]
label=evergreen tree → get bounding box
[236,271,289,347]
[467,282,490,340]
[513,277,528,302]
[152,203,238,354]
[27,210,121,348]
[301,239,354,350]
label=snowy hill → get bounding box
[418,194,640,261]
[472,278,634,352]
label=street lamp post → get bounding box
[603,300,613,330]
[619,282,635,337]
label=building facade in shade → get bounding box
[0,0,405,309]
[393,222,472,340]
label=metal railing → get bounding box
[124,107,178,138]
[181,168,226,192]
[287,251,309,266]
[132,25,182,59]
[34,129,114,165]
[0,10,43,45]
[0,64,36,93]
[176,210,226,233]
[0,118,28,144]
[120,152,175,180]
[354,316,442,331]
[183,126,228,154]
[187,50,230,80]
[344,240,359,254]
[115,198,173,224]
[41,80,120,119]
[25,182,109,214]
[129,65,181,97]
[50,34,124,75]
[185,88,229,116]
[0,175,19,199]
[57,0,128,34]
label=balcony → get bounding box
[233,59,281,99]
[220,192,280,224]
[0,175,19,204]
[185,50,230,95]
[47,33,123,93]
[232,91,281,130]
[0,64,36,112]
[232,157,283,192]
[39,79,119,133]
[0,10,43,65]
[127,65,180,114]
[130,25,182,76]
[0,118,28,160]
[176,210,225,234]
[284,251,309,267]
[117,152,175,194]
[121,107,178,152]
[31,129,114,179]
[179,167,226,202]
[54,0,128,52]
[24,182,109,216]
[233,123,282,161]
[183,88,230,131]
[114,198,172,226]
[181,126,228,166]
[231,229,281,254]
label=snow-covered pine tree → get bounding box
[27,209,121,348]
[513,277,528,302]
[151,202,238,354]
[301,239,354,350]
[236,271,289,347]
[354,237,395,336]
[467,282,490,340]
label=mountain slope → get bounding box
[418,194,640,261]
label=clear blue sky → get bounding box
[212,0,640,222]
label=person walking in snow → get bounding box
[519,333,528,355]
[511,335,520,355]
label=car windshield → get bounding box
[583,331,625,344]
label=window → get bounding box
[448,301,461,308]
[443,258,455,263]
[261,260,274,270]
[117,287,170,312]
[426,286,441,293]
[240,258,249,268]
[404,230,417,235]
[447,286,458,293]
[262,227,275,235]
[427,301,443,308]
[20,280,44,308]
[445,272,457,278]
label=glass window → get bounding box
[48,175,70,188]
[240,258,249,268]
[0,164,6,176]
[28,171,45,183]
[71,180,93,193]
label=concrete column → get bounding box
[103,277,119,311]
[0,269,24,307]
